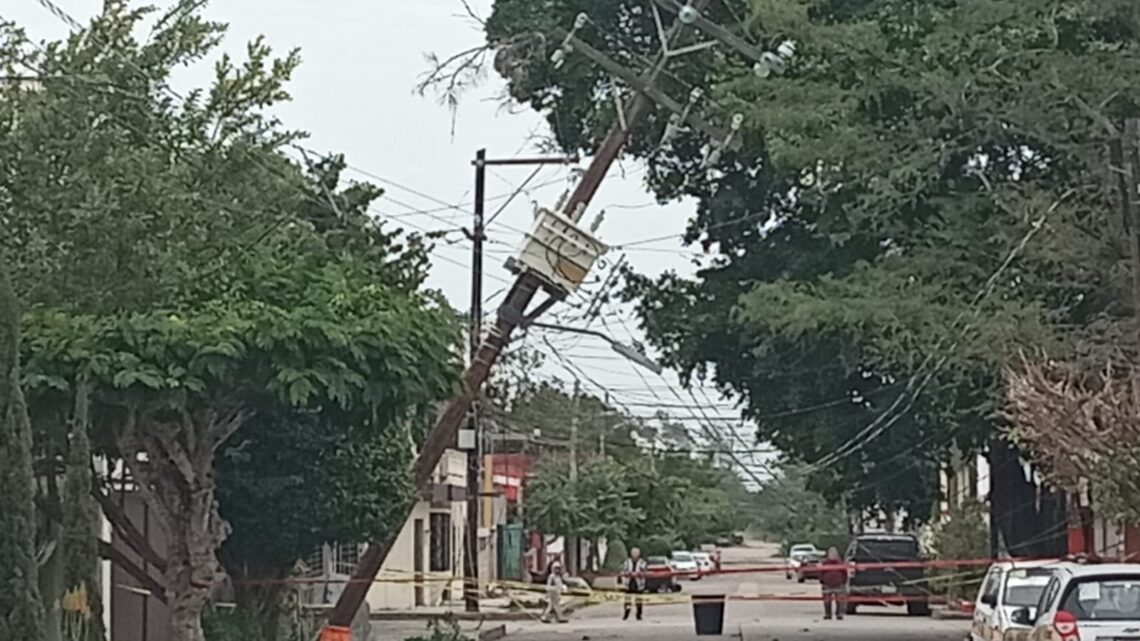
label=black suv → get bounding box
[844,533,930,616]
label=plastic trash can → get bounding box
[691,595,725,636]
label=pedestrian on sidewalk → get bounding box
[819,547,849,621]
[541,561,568,623]
[621,547,647,621]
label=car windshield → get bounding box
[672,552,693,562]
[647,557,668,566]
[1061,576,1140,621]
[1005,581,1048,607]
[790,546,815,555]
[852,538,918,561]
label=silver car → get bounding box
[971,561,1054,641]
[786,544,821,580]
[1013,563,1140,641]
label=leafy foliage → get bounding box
[60,383,104,641]
[0,257,45,641]
[2,4,461,640]
[927,499,989,601]
[202,607,264,641]
[603,539,628,571]
[481,0,1140,520]
[751,464,849,555]
[526,451,750,551]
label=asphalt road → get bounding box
[501,543,969,641]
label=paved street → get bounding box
[500,543,968,641]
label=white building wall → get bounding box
[364,449,469,611]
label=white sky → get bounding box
[7,0,774,482]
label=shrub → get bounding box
[927,499,989,602]
[603,540,628,571]
[202,607,263,641]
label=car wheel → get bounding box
[845,603,857,616]
[906,600,930,617]
[786,572,792,580]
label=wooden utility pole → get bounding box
[321,2,732,634]
[567,379,580,574]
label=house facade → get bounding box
[937,443,1140,561]
[302,449,472,611]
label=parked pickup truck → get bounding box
[845,533,930,616]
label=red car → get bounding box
[796,552,822,583]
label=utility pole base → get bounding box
[319,625,352,641]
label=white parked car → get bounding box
[786,543,821,580]
[691,551,715,578]
[1012,562,1140,641]
[971,561,1055,641]
[670,551,700,580]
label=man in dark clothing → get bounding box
[819,547,849,620]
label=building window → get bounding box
[430,513,451,572]
[333,543,362,576]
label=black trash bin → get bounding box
[691,595,725,636]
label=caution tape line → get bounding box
[235,554,1111,589]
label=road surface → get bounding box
[500,542,969,641]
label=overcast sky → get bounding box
[7,0,773,482]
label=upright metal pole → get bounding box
[464,149,487,612]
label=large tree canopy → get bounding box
[2,4,461,640]
[477,0,1140,519]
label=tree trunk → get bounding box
[118,407,250,641]
[61,381,106,641]
[232,567,289,641]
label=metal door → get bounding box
[497,523,524,580]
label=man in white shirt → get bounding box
[621,547,647,621]
[541,561,568,623]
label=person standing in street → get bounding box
[621,547,647,621]
[541,561,568,623]
[819,547,849,620]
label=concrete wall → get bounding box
[364,449,470,611]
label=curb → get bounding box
[478,624,508,641]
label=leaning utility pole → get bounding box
[567,379,580,574]
[321,2,770,635]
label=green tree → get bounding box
[474,0,1140,521]
[3,5,458,641]
[59,382,104,641]
[752,464,849,555]
[21,254,459,641]
[0,256,45,641]
[526,457,643,546]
